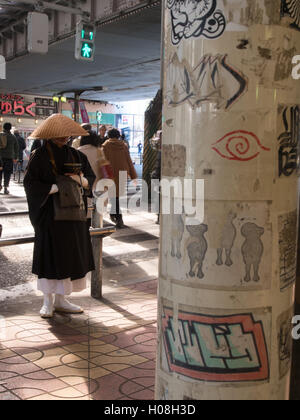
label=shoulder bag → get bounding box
[46,143,87,222]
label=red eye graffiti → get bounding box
[212,130,270,162]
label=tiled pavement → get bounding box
[0,279,157,400]
[0,179,159,400]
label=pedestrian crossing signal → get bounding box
[81,42,93,59]
[75,21,96,61]
[96,111,102,122]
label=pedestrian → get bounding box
[78,131,110,225]
[151,131,162,225]
[72,124,93,149]
[98,125,108,146]
[0,122,19,194]
[137,141,143,164]
[23,114,96,319]
[103,129,137,228]
[30,139,44,154]
[13,130,26,171]
[121,133,130,150]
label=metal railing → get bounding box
[0,226,115,248]
[0,210,116,299]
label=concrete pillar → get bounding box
[156,0,300,400]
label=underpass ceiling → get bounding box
[0,4,162,102]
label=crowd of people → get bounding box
[0,123,25,195]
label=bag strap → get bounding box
[46,141,85,196]
[46,142,81,177]
[46,141,58,176]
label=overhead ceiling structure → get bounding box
[0,0,162,102]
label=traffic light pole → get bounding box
[156,0,300,400]
[74,91,81,123]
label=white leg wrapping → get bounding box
[40,294,54,318]
[54,294,84,314]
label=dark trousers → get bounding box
[110,197,122,220]
[0,159,13,188]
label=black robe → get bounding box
[24,141,96,280]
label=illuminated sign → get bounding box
[75,21,96,61]
[0,95,36,117]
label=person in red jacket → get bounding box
[103,129,137,228]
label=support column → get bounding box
[156,0,300,400]
[74,91,81,122]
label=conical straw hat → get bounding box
[30,114,90,139]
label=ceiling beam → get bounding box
[12,0,89,16]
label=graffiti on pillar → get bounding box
[279,211,297,291]
[216,211,237,267]
[186,224,208,279]
[162,144,186,177]
[171,214,185,259]
[212,130,271,161]
[162,307,270,382]
[277,308,294,379]
[167,0,226,45]
[166,53,248,110]
[281,0,300,30]
[157,378,170,400]
[278,106,300,177]
[241,223,264,283]
[242,35,297,89]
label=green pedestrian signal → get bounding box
[96,111,102,122]
[75,21,96,61]
[81,42,93,59]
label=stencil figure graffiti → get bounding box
[162,308,270,382]
[278,106,300,177]
[212,130,270,162]
[241,223,264,283]
[281,0,300,30]
[186,224,208,279]
[166,53,248,110]
[216,211,237,267]
[167,0,226,45]
[171,215,185,259]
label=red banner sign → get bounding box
[79,101,90,124]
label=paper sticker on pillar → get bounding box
[162,202,272,291]
[167,0,226,45]
[278,105,300,178]
[281,0,300,31]
[166,53,248,110]
[162,144,186,177]
[212,130,271,162]
[224,0,281,29]
[279,210,297,291]
[242,34,297,90]
[277,308,294,380]
[162,307,270,382]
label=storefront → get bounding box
[0,93,56,140]
[61,100,117,131]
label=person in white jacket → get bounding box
[78,131,109,224]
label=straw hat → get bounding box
[30,114,89,139]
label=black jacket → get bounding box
[24,141,96,280]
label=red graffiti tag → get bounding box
[212,130,270,161]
